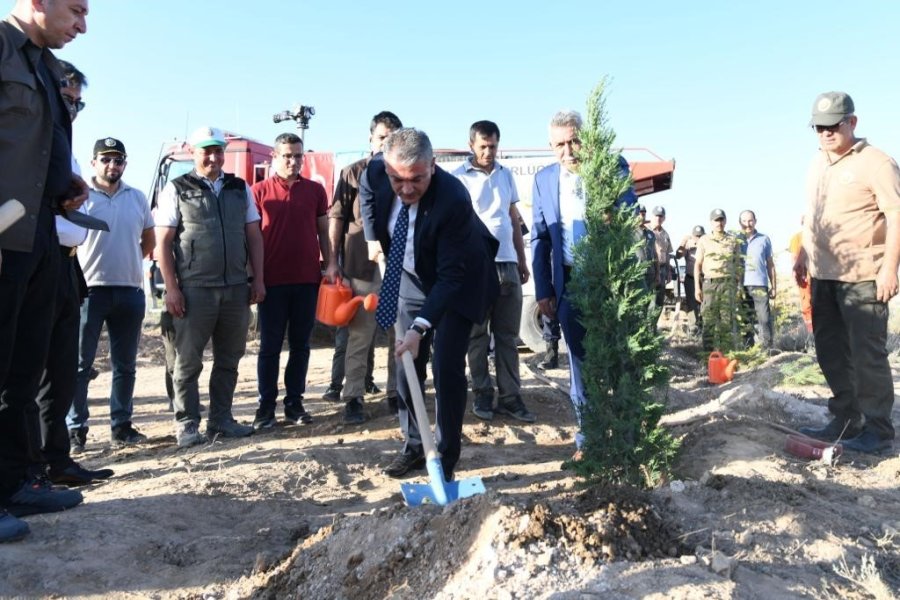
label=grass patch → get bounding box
[776,355,826,386]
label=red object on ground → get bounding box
[708,351,738,384]
[784,434,842,461]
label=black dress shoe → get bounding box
[382,452,425,478]
[48,463,115,486]
[798,417,862,442]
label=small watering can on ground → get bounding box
[316,278,378,327]
[708,351,738,384]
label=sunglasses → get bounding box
[98,156,125,166]
[813,119,846,134]
[62,95,85,114]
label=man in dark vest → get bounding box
[155,126,266,447]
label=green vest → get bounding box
[172,172,249,287]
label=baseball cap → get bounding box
[710,209,726,221]
[188,126,227,148]
[652,206,665,217]
[692,225,705,236]
[810,91,855,127]
[638,204,647,213]
[93,137,126,156]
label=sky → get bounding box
[59,0,900,258]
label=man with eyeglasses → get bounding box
[67,138,154,450]
[694,209,743,351]
[794,91,900,455]
[250,133,329,431]
[0,0,90,542]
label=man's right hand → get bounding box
[324,261,341,284]
[695,286,703,303]
[793,248,809,287]
[537,297,556,320]
[165,287,186,318]
[367,240,383,263]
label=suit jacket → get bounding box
[531,157,638,304]
[362,157,499,327]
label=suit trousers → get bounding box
[395,273,430,455]
[27,251,81,471]
[557,283,588,449]
[468,262,522,403]
[812,278,894,440]
[172,284,250,425]
[0,204,59,495]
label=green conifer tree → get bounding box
[567,79,679,487]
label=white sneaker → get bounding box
[176,421,207,448]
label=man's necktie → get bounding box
[375,202,409,330]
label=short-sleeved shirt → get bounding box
[678,235,700,276]
[78,180,154,288]
[802,139,900,282]
[741,231,773,287]
[695,231,741,280]
[329,157,376,281]
[252,175,327,286]
[653,226,673,265]
[452,159,520,263]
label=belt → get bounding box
[704,277,728,283]
[60,245,78,257]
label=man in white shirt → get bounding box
[67,138,155,449]
[452,120,534,423]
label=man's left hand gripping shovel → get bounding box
[394,323,485,506]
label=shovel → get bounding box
[394,323,485,506]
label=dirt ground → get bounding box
[1,321,898,599]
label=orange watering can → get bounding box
[708,351,738,384]
[316,278,379,327]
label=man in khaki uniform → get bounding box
[694,209,742,350]
[650,205,673,307]
[795,91,899,454]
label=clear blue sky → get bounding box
[59,0,900,254]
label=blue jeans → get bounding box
[256,283,319,413]
[67,286,145,430]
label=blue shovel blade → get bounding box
[401,477,486,506]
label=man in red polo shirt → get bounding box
[251,133,329,429]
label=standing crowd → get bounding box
[1,0,897,545]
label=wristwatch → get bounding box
[409,323,427,336]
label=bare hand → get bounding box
[768,287,776,300]
[696,287,703,303]
[323,262,341,284]
[793,249,808,288]
[165,287,186,318]
[875,267,899,303]
[537,297,556,320]
[518,259,530,284]
[250,280,266,305]
[395,328,422,360]
[61,174,89,211]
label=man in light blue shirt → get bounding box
[739,210,776,348]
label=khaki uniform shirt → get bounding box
[802,140,900,282]
[653,226,673,266]
[695,231,741,280]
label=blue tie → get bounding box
[376,203,409,330]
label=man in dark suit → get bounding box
[361,128,498,480]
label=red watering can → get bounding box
[708,351,738,384]
[316,278,378,327]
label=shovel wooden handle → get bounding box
[0,199,25,235]
[395,323,440,461]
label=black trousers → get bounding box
[812,278,895,440]
[0,205,60,495]
[26,249,82,471]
